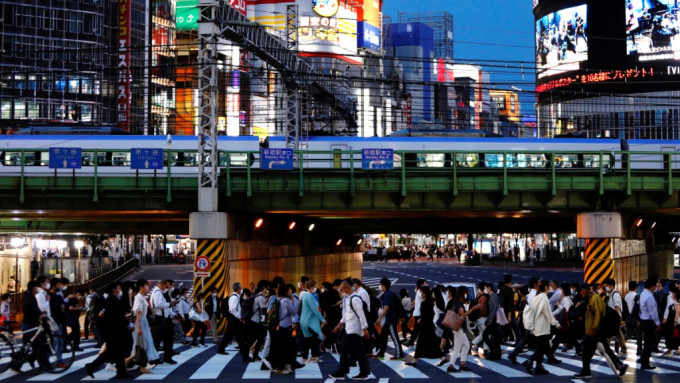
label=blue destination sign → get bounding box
[49,148,82,169]
[362,148,393,170]
[261,148,294,170]
[131,148,164,170]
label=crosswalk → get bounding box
[362,278,398,291]
[2,338,679,382]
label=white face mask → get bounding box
[571,289,576,295]
[549,287,555,293]
[44,283,51,290]
[128,289,133,296]
[597,288,603,294]
[212,292,217,297]
[605,286,612,292]
[116,291,123,298]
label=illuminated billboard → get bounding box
[626,0,680,61]
[535,4,588,78]
[298,0,358,60]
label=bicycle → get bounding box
[0,318,76,374]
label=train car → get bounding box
[626,140,680,170]
[267,136,623,169]
[0,135,260,176]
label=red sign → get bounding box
[536,67,655,93]
[117,0,131,132]
[437,58,455,82]
[229,0,247,16]
[195,256,211,272]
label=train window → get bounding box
[112,151,128,166]
[81,151,106,166]
[3,151,36,166]
[417,153,445,167]
[220,152,248,167]
[455,153,478,168]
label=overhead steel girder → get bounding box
[196,0,355,123]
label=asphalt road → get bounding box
[3,263,679,383]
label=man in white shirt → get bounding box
[329,281,370,380]
[151,280,177,364]
[35,276,52,320]
[603,278,627,355]
[406,279,427,347]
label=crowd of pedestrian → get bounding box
[12,272,680,380]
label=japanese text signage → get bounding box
[130,148,164,170]
[49,148,82,169]
[362,149,393,170]
[261,148,294,170]
[118,0,131,131]
[176,0,198,31]
[536,67,655,93]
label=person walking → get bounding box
[300,280,326,363]
[574,283,627,379]
[446,285,480,373]
[329,280,371,380]
[471,283,489,355]
[523,280,560,375]
[406,279,427,348]
[482,283,502,360]
[639,278,662,370]
[191,293,209,348]
[603,278,627,356]
[375,278,404,360]
[204,287,220,344]
[151,280,177,364]
[273,284,303,374]
[85,282,133,379]
[406,286,441,367]
[129,279,160,373]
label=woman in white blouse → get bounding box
[130,278,160,373]
[524,279,560,375]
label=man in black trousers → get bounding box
[86,282,132,379]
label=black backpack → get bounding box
[387,291,407,321]
[618,292,629,321]
[602,305,622,338]
[630,294,640,320]
[241,296,255,321]
[266,298,280,328]
[468,295,481,322]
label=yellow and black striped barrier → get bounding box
[193,238,229,333]
[584,238,613,284]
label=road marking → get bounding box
[471,356,530,377]
[330,352,376,379]
[382,353,428,379]
[295,358,322,379]
[405,350,480,378]
[136,344,213,380]
[189,351,235,379]
[28,353,99,381]
[515,356,574,376]
[242,360,271,379]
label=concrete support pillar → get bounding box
[577,212,623,284]
[190,211,230,333]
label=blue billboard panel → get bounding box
[49,148,82,169]
[131,148,164,170]
[358,22,381,52]
[362,149,393,170]
[261,148,294,170]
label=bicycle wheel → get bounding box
[37,333,75,373]
[0,334,15,373]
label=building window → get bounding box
[14,101,25,118]
[68,78,79,94]
[42,75,52,91]
[28,75,37,90]
[27,102,39,118]
[69,12,79,33]
[1,100,11,119]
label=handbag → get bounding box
[441,310,464,331]
[496,307,509,326]
[134,335,148,366]
[189,308,201,322]
[673,326,680,339]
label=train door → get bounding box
[661,146,679,170]
[331,144,348,169]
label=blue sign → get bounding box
[261,148,294,170]
[49,147,82,169]
[131,148,164,170]
[362,149,393,170]
[358,22,381,53]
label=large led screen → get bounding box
[535,4,588,78]
[626,0,680,61]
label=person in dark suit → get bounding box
[204,287,220,344]
[12,281,43,371]
[85,282,133,379]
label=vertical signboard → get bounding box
[358,0,381,53]
[118,0,132,132]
